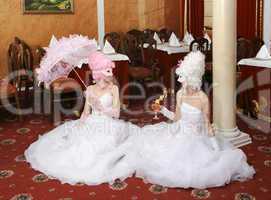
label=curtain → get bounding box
[179,0,185,37]
[237,0,263,39]
[188,0,204,37]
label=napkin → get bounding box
[182,31,190,44]
[44,35,58,50]
[169,32,181,47]
[188,33,194,44]
[153,32,162,44]
[256,45,271,59]
[102,40,116,54]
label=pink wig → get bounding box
[88,51,115,80]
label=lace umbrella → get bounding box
[35,34,98,89]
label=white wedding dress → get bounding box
[135,102,255,189]
[25,93,138,185]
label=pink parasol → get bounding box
[35,34,98,89]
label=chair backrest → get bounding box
[140,37,157,67]
[142,29,156,43]
[250,37,264,57]
[36,47,46,64]
[103,32,122,53]
[237,37,254,62]
[190,37,209,52]
[8,37,33,74]
[158,28,173,42]
[122,33,142,66]
[127,29,144,44]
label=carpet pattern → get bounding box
[0,112,271,200]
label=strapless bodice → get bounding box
[98,93,113,108]
[89,92,113,116]
[180,102,207,136]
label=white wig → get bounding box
[175,51,205,90]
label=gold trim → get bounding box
[254,0,259,36]
[22,0,74,14]
[256,0,264,38]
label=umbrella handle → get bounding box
[72,68,88,90]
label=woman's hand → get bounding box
[80,112,89,121]
[208,124,215,137]
[151,102,162,112]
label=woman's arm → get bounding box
[201,92,214,136]
[80,87,92,120]
[160,90,182,121]
[103,85,120,118]
[173,90,182,122]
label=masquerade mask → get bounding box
[101,68,113,77]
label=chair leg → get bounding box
[14,92,22,121]
[52,92,62,126]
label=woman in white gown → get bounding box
[25,52,138,185]
[135,51,255,189]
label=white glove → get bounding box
[210,136,220,151]
[160,106,175,120]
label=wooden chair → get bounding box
[128,37,160,96]
[142,29,156,43]
[33,47,85,124]
[7,37,34,105]
[158,28,173,42]
[0,80,21,121]
[237,37,254,62]
[36,47,46,63]
[122,33,143,66]
[236,37,259,118]
[49,76,84,125]
[103,32,122,53]
[32,47,46,114]
[127,29,144,44]
[250,37,264,57]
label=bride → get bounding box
[135,51,255,189]
[25,52,138,185]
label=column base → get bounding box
[215,127,252,148]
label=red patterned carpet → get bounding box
[0,111,271,200]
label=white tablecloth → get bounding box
[144,42,190,55]
[80,53,129,65]
[105,53,129,61]
[238,58,271,68]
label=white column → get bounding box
[263,0,271,50]
[97,0,105,49]
[212,0,251,147]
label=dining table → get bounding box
[238,58,271,122]
[144,42,190,90]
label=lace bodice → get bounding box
[88,92,113,115]
[180,102,207,136]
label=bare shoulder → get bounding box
[176,89,183,104]
[86,85,94,92]
[176,89,183,98]
[198,91,209,103]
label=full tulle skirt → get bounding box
[25,115,139,185]
[135,121,255,189]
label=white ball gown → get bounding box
[135,102,255,189]
[25,93,139,185]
